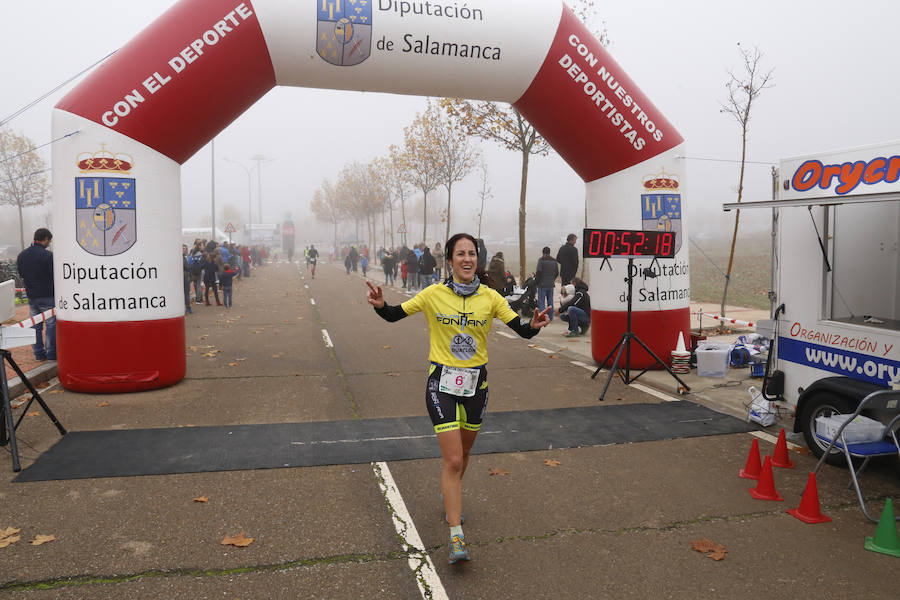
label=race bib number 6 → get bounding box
[439,366,480,397]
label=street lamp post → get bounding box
[223,158,256,244]
[250,154,274,226]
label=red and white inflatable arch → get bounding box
[52,0,689,392]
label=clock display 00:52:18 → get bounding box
[582,228,676,258]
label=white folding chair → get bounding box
[811,389,900,523]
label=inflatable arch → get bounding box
[52,0,689,392]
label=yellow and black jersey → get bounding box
[374,282,538,367]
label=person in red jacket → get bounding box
[240,245,251,277]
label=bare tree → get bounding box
[440,3,608,281]
[442,100,550,281]
[402,109,441,244]
[423,99,479,242]
[310,178,342,250]
[0,128,49,249]
[719,44,774,317]
[475,159,492,239]
[388,145,412,247]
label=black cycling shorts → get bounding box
[425,363,488,434]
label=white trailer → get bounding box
[725,140,900,462]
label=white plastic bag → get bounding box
[747,386,776,427]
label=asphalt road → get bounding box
[1,260,899,599]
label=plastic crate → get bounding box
[695,343,730,378]
[815,414,885,444]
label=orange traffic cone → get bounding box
[749,455,784,501]
[739,437,762,479]
[787,473,831,523]
[772,428,795,469]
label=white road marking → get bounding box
[321,329,333,348]
[750,430,801,449]
[631,382,680,402]
[496,331,516,339]
[310,298,316,305]
[304,284,309,289]
[374,461,449,600]
[570,360,598,372]
[291,431,502,446]
[535,347,555,354]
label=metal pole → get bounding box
[210,138,216,242]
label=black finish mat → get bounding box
[13,401,755,481]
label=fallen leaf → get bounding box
[221,532,254,547]
[548,354,559,359]
[1,527,21,539]
[544,459,561,467]
[26,411,40,417]
[193,496,209,503]
[793,446,812,455]
[271,354,282,358]
[382,345,392,349]
[31,534,55,546]
[199,335,208,340]
[228,362,239,367]
[388,372,401,377]
[489,467,510,476]
[96,401,110,408]
[527,344,537,348]
[48,389,63,395]
[188,346,199,352]
[0,535,21,549]
[692,538,727,560]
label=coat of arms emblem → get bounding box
[75,177,137,256]
[317,0,372,66]
[640,169,683,255]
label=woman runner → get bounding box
[366,233,551,564]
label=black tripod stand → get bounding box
[591,258,691,401]
[1,349,66,472]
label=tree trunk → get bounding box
[389,200,395,248]
[720,120,749,317]
[422,190,428,245]
[17,202,25,250]
[518,149,530,282]
[400,192,407,246]
[444,183,453,244]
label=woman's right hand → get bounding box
[366,280,385,309]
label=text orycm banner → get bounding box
[778,337,900,388]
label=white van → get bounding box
[726,140,900,463]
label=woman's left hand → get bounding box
[529,307,552,329]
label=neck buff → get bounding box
[447,274,480,297]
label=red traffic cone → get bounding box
[772,428,795,469]
[749,455,784,501]
[787,473,832,523]
[739,437,762,480]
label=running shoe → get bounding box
[448,534,470,564]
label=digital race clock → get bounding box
[582,228,676,259]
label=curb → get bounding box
[7,362,58,398]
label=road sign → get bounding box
[397,223,407,234]
[224,222,237,233]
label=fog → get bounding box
[2,0,898,256]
